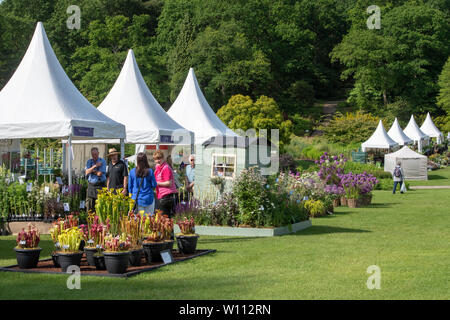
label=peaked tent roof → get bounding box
[387,118,413,146]
[420,113,443,139]
[385,145,427,159]
[0,22,125,140]
[167,68,238,145]
[96,49,193,144]
[361,120,399,151]
[403,115,429,143]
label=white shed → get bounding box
[384,146,428,180]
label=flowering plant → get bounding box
[95,188,133,235]
[315,153,346,185]
[57,227,83,253]
[120,213,144,249]
[16,224,40,249]
[340,172,378,198]
[81,213,107,248]
[177,217,195,235]
[143,210,167,242]
[104,233,131,252]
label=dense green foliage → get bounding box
[437,56,450,115]
[0,0,449,133]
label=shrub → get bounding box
[290,114,315,136]
[303,200,326,218]
[344,162,392,179]
[320,111,381,144]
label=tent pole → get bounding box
[68,136,72,186]
[120,138,125,160]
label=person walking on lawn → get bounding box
[392,161,405,194]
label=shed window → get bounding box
[211,154,236,179]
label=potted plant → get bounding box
[103,233,132,274]
[121,213,144,267]
[162,216,174,251]
[93,245,106,270]
[81,214,106,266]
[176,217,199,254]
[142,211,167,263]
[14,224,41,269]
[56,227,84,272]
[49,220,64,267]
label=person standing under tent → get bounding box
[153,150,178,218]
[185,154,195,200]
[392,161,405,194]
[128,152,157,216]
[106,148,128,195]
[85,147,107,212]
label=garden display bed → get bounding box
[174,220,312,237]
[0,249,216,278]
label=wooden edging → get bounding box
[174,220,312,237]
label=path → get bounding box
[409,186,450,189]
[311,100,343,137]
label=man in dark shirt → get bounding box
[106,148,128,195]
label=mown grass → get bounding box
[0,188,449,300]
[407,166,450,186]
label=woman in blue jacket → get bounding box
[128,152,157,215]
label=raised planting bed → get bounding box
[0,249,216,278]
[174,220,312,237]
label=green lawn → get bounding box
[408,166,450,186]
[1,189,449,300]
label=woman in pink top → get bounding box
[153,150,178,217]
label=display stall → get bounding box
[403,115,429,153]
[384,146,428,180]
[420,113,444,144]
[387,118,413,146]
[0,22,126,185]
[361,120,399,152]
[68,49,193,171]
[167,68,277,193]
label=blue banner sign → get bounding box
[73,127,94,137]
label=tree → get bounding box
[332,1,450,116]
[217,94,293,151]
[437,56,450,115]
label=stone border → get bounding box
[174,220,312,237]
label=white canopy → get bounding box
[167,68,238,145]
[0,22,125,141]
[96,49,193,145]
[403,115,429,152]
[420,113,443,144]
[361,120,399,152]
[387,118,413,146]
[384,146,428,180]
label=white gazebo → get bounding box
[403,115,429,152]
[71,49,194,168]
[0,22,126,185]
[387,118,413,146]
[384,146,428,180]
[361,120,399,152]
[167,68,238,146]
[420,113,444,144]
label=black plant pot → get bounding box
[84,247,98,266]
[142,242,166,263]
[93,254,106,270]
[128,249,144,267]
[164,240,174,251]
[14,248,42,269]
[51,252,60,268]
[79,240,85,252]
[104,251,131,274]
[2,229,9,236]
[57,252,83,272]
[176,235,199,254]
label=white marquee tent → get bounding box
[420,113,443,144]
[70,49,194,169]
[384,146,428,180]
[387,118,413,146]
[403,115,429,152]
[167,68,238,146]
[361,120,399,152]
[0,22,126,184]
